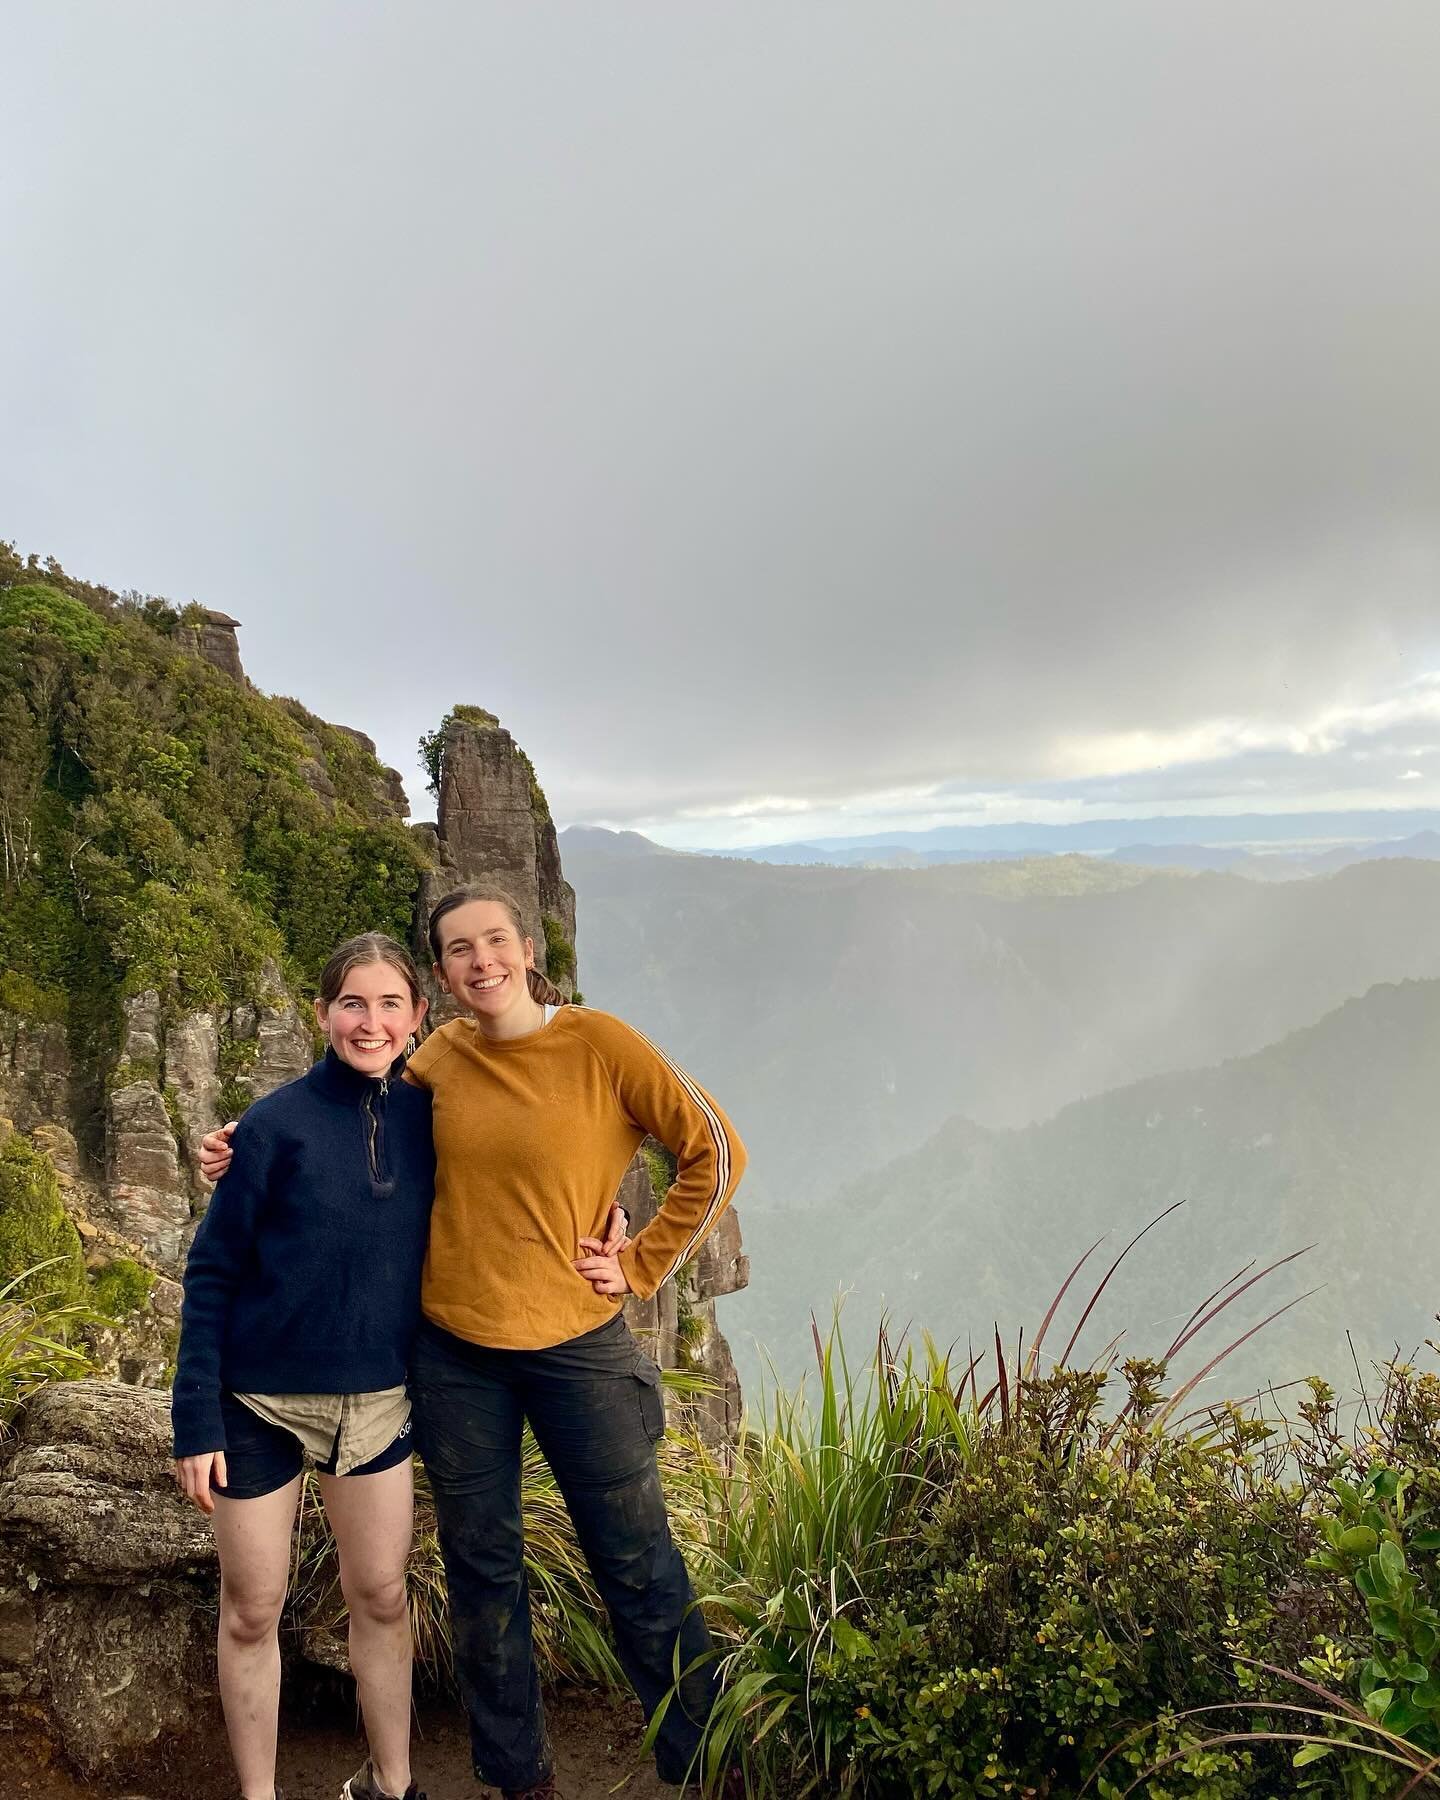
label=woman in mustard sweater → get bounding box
[205,883,746,1800]
[405,883,746,1799]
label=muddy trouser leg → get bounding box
[408,1323,550,1791]
[523,1315,719,1786]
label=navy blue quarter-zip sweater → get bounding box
[171,1050,436,1459]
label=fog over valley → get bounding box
[567,827,1440,1397]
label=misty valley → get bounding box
[565,827,1440,1404]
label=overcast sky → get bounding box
[5,3,1439,848]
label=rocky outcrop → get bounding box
[177,607,244,681]
[336,725,411,819]
[0,1381,219,1775]
[621,1156,747,1447]
[163,1008,220,1157]
[106,1079,187,1266]
[422,709,577,1000]
[0,1009,70,1135]
[233,970,315,1102]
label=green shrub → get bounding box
[839,1378,1304,1797]
[213,1034,260,1123]
[0,972,66,1022]
[0,583,109,658]
[682,1308,1372,1800]
[89,1256,155,1319]
[1281,1364,1440,1790]
[0,1133,85,1305]
[106,1055,159,1092]
[114,879,285,1008]
[541,915,575,984]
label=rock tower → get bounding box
[414,707,576,1012]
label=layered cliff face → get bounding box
[618,1155,750,1446]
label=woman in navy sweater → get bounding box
[173,933,436,1800]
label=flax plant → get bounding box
[669,1318,982,1795]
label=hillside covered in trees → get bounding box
[741,976,1440,1395]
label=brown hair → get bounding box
[317,932,424,1008]
[426,884,567,1008]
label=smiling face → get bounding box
[433,899,540,1038]
[314,958,428,1075]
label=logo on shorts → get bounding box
[398,1419,411,1439]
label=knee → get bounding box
[220,1582,286,1647]
[342,1569,409,1629]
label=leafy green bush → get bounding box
[0,582,109,658]
[0,972,65,1022]
[1263,1363,1440,1792]
[0,1132,86,1305]
[840,1372,1306,1798]
[215,1034,260,1122]
[89,1256,156,1319]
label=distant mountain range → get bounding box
[672,807,1440,865]
[726,978,1440,1399]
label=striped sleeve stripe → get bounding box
[624,1023,732,1284]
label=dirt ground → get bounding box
[4,1688,681,1800]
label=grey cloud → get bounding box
[4,3,1439,834]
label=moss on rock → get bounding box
[89,1256,156,1319]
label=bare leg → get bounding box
[211,1476,303,1800]
[317,1458,415,1797]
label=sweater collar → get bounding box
[308,1046,404,1102]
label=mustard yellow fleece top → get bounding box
[404,1005,746,1350]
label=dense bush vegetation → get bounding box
[0,543,430,1125]
[663,1311,1440,1799]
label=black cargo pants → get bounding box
[409,1313,718,1790]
